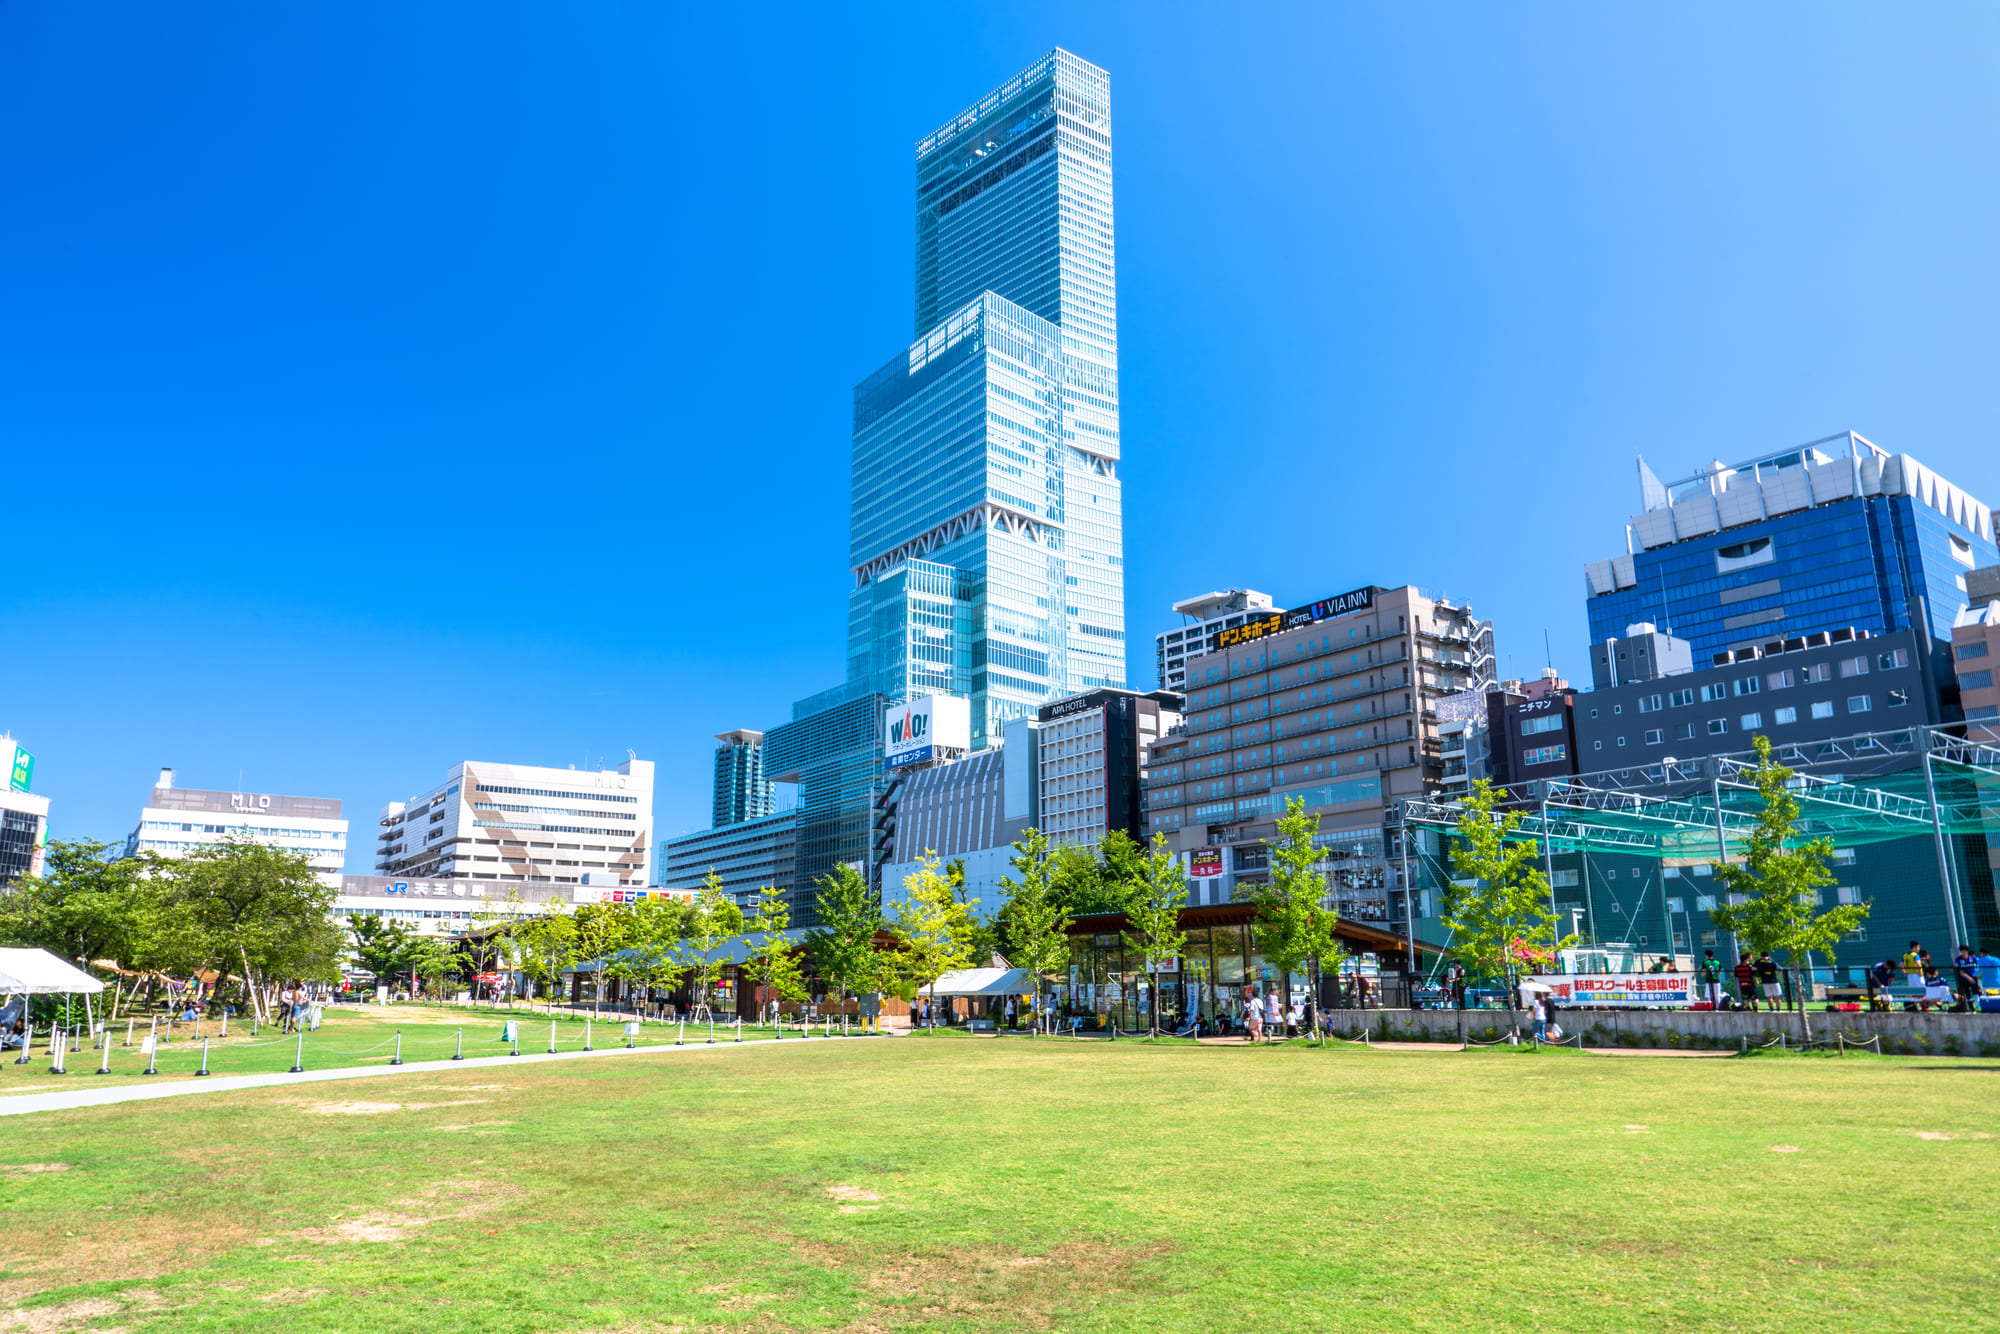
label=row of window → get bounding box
[1607,693,1903,748]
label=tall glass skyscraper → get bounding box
[849,50,1126,750]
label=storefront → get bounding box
[1062,904,1423,1032]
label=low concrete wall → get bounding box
[1343,1007,2000,1055]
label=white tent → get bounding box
[921,967,1036,998]
[0,948,106,995]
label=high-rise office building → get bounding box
[125,768,348,889]
[711,730,776,828]
[0,735,48,887]
[1154,590,1277,691]
[848,50,1126,749]
[1585,433,1997,663]
[376,757,653,888]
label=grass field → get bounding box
[3,1032,1997,1333]
[0,1004,801,1095]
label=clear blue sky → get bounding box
[5,4,1997,853]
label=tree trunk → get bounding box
[1794,965,1813,1045]
[238,943,265,1022]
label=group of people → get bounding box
[1866,942,1998,1012]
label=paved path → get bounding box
[0,1035,866,1119]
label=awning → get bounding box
[0,949,107,995]
[922,967,1037,998]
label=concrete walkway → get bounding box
[0,1034,867,1119]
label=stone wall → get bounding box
[1343,1007,2000,1056]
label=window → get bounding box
[1638,694,1663,713]
[1522,744,1567,766]
[1766,669,1795,690]
[1958,642,1989,660]
[1589,708,1599,719]
[1832,848,1856,866]
[1666,897,1685,915]
[1700,931,1718,948]
[1676,722,1696,740]
[1696,895,1717,912]
[1887,688,1909,708]
[1838,656,1869,678]
[1951,533,1976,566]
[1700,683,1728,703]
[1837,886,1861,905]
[1669,688,1695,707]
[1614,705,1623,715]
[1802,662,1831,683]
[1716,536,1775,572]
[1811,700,1835,720]
[1551,869,1580,887]
[1643,728,1664,745]
[1593,740,1603,750]
[1520,714,1564,736]
[1617,735,1628,746]
[1740,712,1762,730]
[1707,718,1728,735]
[1878,648,1909,670]
[1847,695,1872,713]
[1733,677,1760,696]
[1961,669,1996,691]
[1774,706,1798,724]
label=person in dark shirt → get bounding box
[1732,956,1758,1012]
[1954,946,1981,1012]
[1869,959,1898,1011]
[1755,953,1783,1011]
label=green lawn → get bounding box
[3,1036,1997,1332]
[0,1003,804,1094]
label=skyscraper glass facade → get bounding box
[710,731,776,829]
[1586,437,1997,663]
[849,49,1126,750]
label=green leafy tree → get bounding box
[1123,833,1189,1038]
[684,871,745,1019]
[1445,780,1571,1037]
[568,901,629,1016]
[996,829,1072,1036]
[1707,736,1868,1043]
[806,864,884,1019]
[1237,800,1347,1041]
[890,853,983,1013]
[401,932,458,1000]
[605,894,691,1019]
[0,837,147,971]
[745,883,808,1024]
[151,838,342,1020]
[349,915,416,984]
[1098,830,1148,905]
[513,901,577,1013]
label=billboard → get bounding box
[1189,848,1224,878]
[1281,586,1374,631]
[1216,614,1284,650]
[884,694,971,769]
[6,743,31,794]
[1528,973,1700,1008]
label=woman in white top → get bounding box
[1244,995,1263,1043]
[1265,990,1283,1036]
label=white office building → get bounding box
[124,768,348,888]
[376,756,655,889]
[1154,589,1276,691]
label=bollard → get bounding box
[627,1023,635,1050]
[453,1028,464,1061]
[511,1025,521,1057]
[96,1032,112,1075]
[143,1034,158,1076]
[548,1021,557,1055]
[124,1018,134,1048]
[289,1029,304,1074]
[676,1019,684,1047]
[196,1039,211,1077]
[221,1011,228,1039]
[13,1023,30,1065]
[390,1033,403,1066]
[707,1015,714,1045]
[48,1029,66,1075]
[584,1019,592,1052]
[735,1017,742,1044]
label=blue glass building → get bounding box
[848,50,1126,749]
[1586,433,1997,663]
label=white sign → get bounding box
[884,694,971,769]
[1528,973,1700,1008]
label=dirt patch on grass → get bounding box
[0,1217,249,1304]
[0,1164,67,1175]
[831,1240,1174,1328]
[295,1178,521,1244]
[301,1099,489,1116]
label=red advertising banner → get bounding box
[1190,848,1224,878]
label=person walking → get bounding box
[1264,988,1283,1038]
[1732,954,1758,1012]
[1447,958,1468,1010]
[1755,952,1783,1011]
[1698,949,1725,1009]
[1954,946,1980,1013]
[1531,994,1548,1043]
[1245,988,1263,1044]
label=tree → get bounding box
[568,901,628,1016]
[401,933,458,1000]
[152,838,342,1020]
[1242,799,1347,1042]
[996,829,1072,1035]
[605,894,691,1020]
[1123,833,1189,1038]
[1707,736,1868,1043]
[890,853,982,1011]
[513,901,577,1013]
[1445,780,1571,1037]
[745,883,808,1024]
[349,915,416,984]
[805,865,884,1020]
[684,871,744,1019]
[1098,830,1148,905]
[0,838,148,974]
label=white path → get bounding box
[0,1034,874,1119]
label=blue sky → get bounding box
[4,4,1998,852]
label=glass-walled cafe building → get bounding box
[1059,903,1420,1031]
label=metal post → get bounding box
[453,1029,464,1061]
[390,1033,403,1066]
[584,1019,593,1052]
[96,1031,111,1075]
[125,1018,134,1048]
[511,1023,520,1057]
[735,1017,742,1043]
[1400,819,1419,992]
[143,1031,158,1075]
[707,1014,714,1045]
[220,1010,228,1039]
[48,1028,64,1075]
[289,1029,304,1073]
[676,1019,684,1047]
[13,1023,29,1065]
[1922,746,1967,953]
[196,1039,210,1076]
[548,1020,557,1054]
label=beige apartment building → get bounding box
[1140,584,1495,921]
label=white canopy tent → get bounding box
[920,967,1036,998]
[0,949,104,995]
